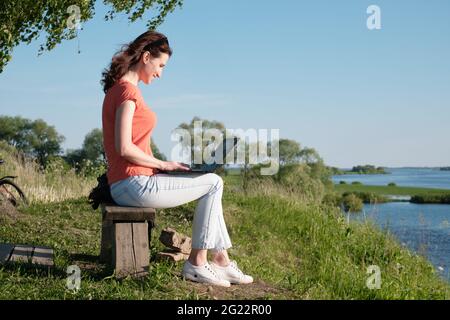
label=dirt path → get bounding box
[182,278,298,300]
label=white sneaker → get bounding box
[182,261,231,287]
[211,260,254,284]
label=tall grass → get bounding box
[0,141,96,204]
[245,178,322,205]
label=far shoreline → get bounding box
[334,183,450,205]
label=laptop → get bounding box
[164,137,239,174]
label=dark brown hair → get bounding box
[101,31,172,93]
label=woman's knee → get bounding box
[203,173,223,190]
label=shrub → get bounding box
[411,194,450,204]
[344,191,388,204]
[388,182,397,187]
[243,163,326,203]
[322,192,342,207]
[44,156,72,175]
[351,181,362,185]
[339,181,347,185]
[79,159,107,178]
[274,164,326,201]
[342,193,364,213]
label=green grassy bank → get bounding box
[1,143,449,299]
[1,181,449,299]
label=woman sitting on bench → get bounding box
[100,31,253,287]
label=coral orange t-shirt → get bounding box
[102,79,158,185]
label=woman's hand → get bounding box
[161,161,191,172]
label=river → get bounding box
[332,168,450,281]
[332,167,450,189]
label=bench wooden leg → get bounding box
[100,219,113,263]
[113,221,149,278]
[99,204,156,279]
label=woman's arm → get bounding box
[114,100,189,171]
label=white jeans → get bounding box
[110,173,232,251]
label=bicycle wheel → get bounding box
[0,179,28,207]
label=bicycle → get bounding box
[0,159,28,207]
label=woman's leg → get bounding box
[110,173,232,265]
[189,248,208,266]
[111,173,252,285]
[210,249,230,267]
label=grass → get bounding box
[0,146,449,300]
[334,184,450,197]
[1,175,449,299]
[0,141,96,204]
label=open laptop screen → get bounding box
[200,137,239,166]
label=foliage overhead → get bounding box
[0,0,183,72]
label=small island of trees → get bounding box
[329,165,388,175]
[350,165,387,174]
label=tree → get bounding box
[151,139,167,161]
[270,139,324,166]
[176,116,227,165]
[64,148,84,171]
[30,119,65,166]
[299,147,322,164]
[82,128,104,165]
[350,165,386,174]
[0,115,64,166]
[274,139,302,165]
[0,116,33,153]
[0,0,184,73]
[65,128,104,171]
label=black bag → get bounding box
[88,173,116,210]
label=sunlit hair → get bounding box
[101,31,172,93]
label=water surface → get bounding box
[333,168,450,189]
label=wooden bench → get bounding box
[99,204,156,279]
[0,243,54,268]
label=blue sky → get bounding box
[0,0,449,168]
